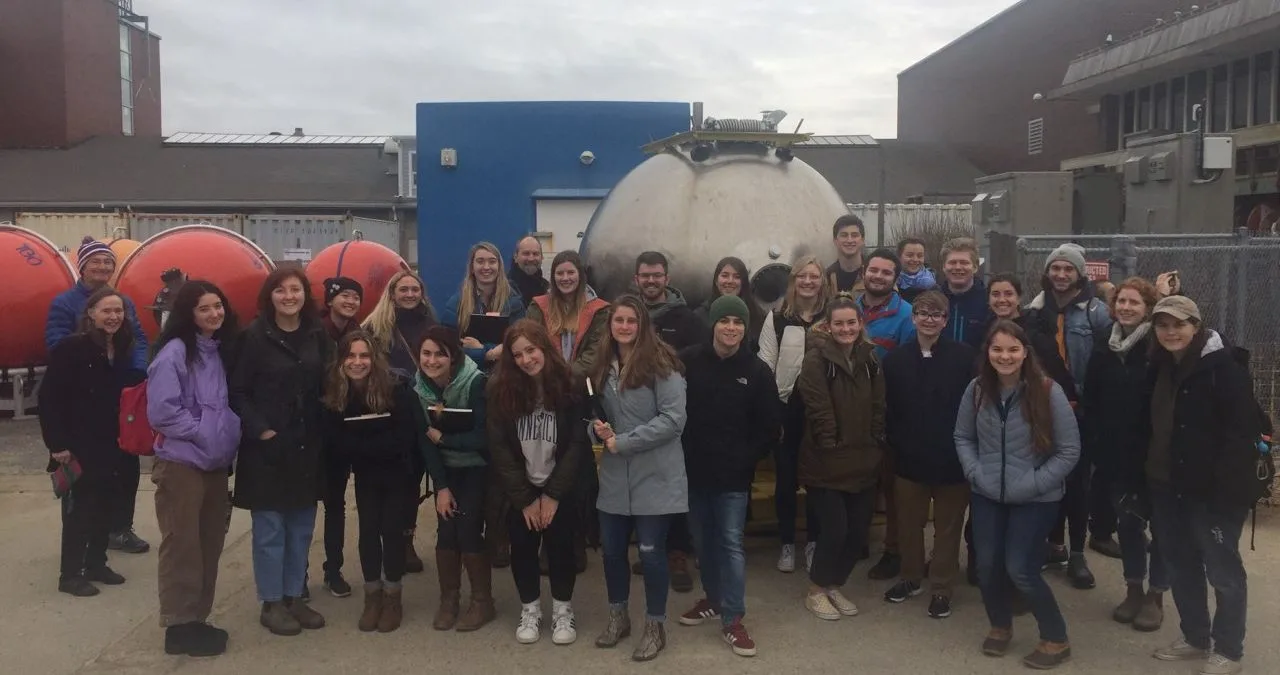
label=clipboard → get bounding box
[343,413,391,422]
[466,314,510,345]
[429,407,476,433]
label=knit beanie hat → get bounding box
[709,295,750,330]
[324,276,364,304]
[76,236,115,274]
[1044,243,1087,277]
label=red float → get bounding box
[115,225,275,340]
[306,238,410,324]
[0,224,78,368]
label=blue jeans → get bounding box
[688,490,749,625]
[599,511,672,622]
[1149,488,1248,661]
[251,507,317,603]
[1110,482,1168,591]
[970,494,1069,643]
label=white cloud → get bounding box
[150,0,1021,137]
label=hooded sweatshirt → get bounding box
[942,278,991,350]
[413,356,488,471]
[645,286,703,351]
[147,336,242,472]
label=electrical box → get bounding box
[1148,152,1174,181]
[987,191,1008,222]
[1124,156,1147,184]
[1202,136,1233,170]
[440,148,458,167]
[970,193,988,229]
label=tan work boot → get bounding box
[433,550,462,630]
[456,552,496,632]
[358,585,383,632]
[260,601,302,636]
[285,596,326,629]
[378,586,403,633]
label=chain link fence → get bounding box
[986,229,1280,505]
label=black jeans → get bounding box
[776,395,820,545]
[61,475,112,579]
[667,512,693,556]
[110,454,140,533]
[509,500,577,603]
[1089,461,1117,540]
[807,487,874,588]
[406,453,426,532]
[436,466,487,554]
[1149,488,1249,661]
[353,468,411,583]
[322,459,351,575]
[1049,462,1089,553]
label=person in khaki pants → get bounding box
[146,281,243,656]
[880,290,976,619]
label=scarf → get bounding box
[1108,321,1151,357]
[898,267,937,291]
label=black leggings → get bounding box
[61,475,112,579]
[110,454,140,533]
[354,468,412,583]
[776,395,821,545]
[323,459,351,574]
[509,501,577,603]
[405,452,426,532]
[1049,462,1090,553]
[807,487,874,588]
[436,466,487,554]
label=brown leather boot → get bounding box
[1132,590,1164,632]
[358,586,383,632]
[433,550,462,631]
[1112,583,1145,624]
[378,586,403,633]
[456,552,496,632]
[405,529,425,574]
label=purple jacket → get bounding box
[146,336,242,471]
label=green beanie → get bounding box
[709,295,750,331]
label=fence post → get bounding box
[1234,227,1250,344]
[1111,235,1137,281]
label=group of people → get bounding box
[37,219,1268,673]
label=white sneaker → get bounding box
[777,544,796,573]
[551,607,577,646]
[805,591,840,621]
[516,604,542,644]
[1153,637,1209,661]
[804,542,816,573]
[826,589,859,616]
[1200,653,1243,675]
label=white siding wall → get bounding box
[534,199,600,274]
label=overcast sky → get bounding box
[152,0,1019,138]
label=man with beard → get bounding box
[853,249,915,582]
[1024,243,1114,591]
[631,251,703,592]
[509,235,549,308]
[826,215,867,295]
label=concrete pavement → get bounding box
[2,417,1279,674]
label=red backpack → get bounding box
[118,381,157,456]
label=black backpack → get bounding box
[1219,346,1276,550]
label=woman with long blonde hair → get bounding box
[756,255,831,574]
[320,330,423,633]
[360,269,437,574]
[443,242,527,368]
[526,250,610,377]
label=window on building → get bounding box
[1153,82,1169,130]
[1255,52,1274,126]
[1232,59,1250,129]
[1187,70,1207,128]
[119,23,133,135]
[1171,77,1186,132]
[1027,118,1044,155]
[1211,64,1229,132]
[407,149,417,198]
[1137,87,1152,131]
[1123,91,1136,135]
[1102,95,1121,151]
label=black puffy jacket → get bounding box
[883,337,976,485]
[1080,328,1152,486]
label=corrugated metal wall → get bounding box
[14,212,127,254]
[130,214,244,241]
[349,216,400,252]
[243,215,347,261]
[846,203,974,247]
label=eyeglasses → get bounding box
[914,311,946,321]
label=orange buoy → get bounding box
[306,238,410,324]
[115,225,275,340]
[0,224,78,368]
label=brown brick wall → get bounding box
[0,0,67,148]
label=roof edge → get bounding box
[898,0,1035,78]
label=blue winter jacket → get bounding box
[1024,285,1114,398]
[441,289,527,365]
[45,281,149,371]
[857,292,917,360]
[942,278,991,350]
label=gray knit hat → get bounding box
[1044,243,1087,277]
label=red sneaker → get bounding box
[678,598,720,626]
[722,619,757,657]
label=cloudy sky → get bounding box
[153,0,1019,138]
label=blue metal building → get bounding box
[415,100,689,307]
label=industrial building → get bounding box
[897,0,1176,174]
